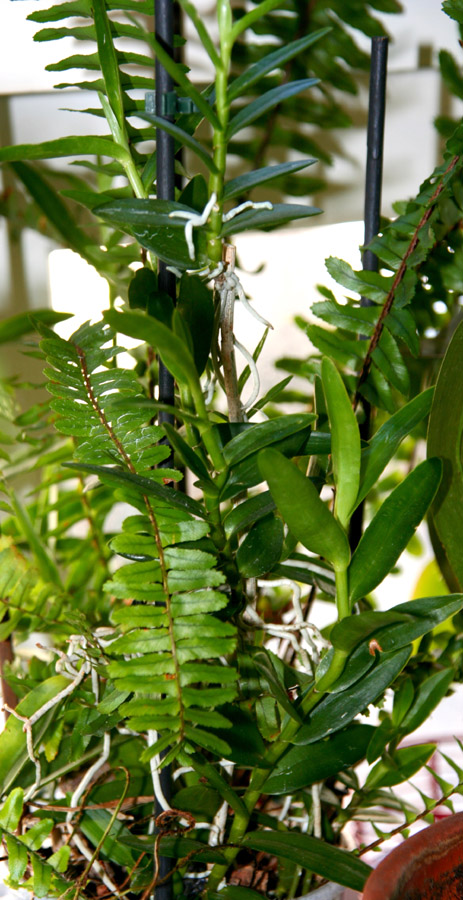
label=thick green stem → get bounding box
[207,17,232,261]
[206,691,321,893]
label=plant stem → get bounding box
[206,691,322,893]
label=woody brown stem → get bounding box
[354,154,460,408]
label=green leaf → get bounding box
[241,831,371,892]
[4,835,28,882]
[48,844,71,874]
[0,788,24,831]
[11,162,104,266]
[223,160,316,200]
[325,257,389,303]
[263,724,374,794]
[349,458,443,604]
[365,743,436,789]
[210,704,266,767]
[159,835,226,864]
[138,113,217,172]
[258,448,350,571]
[151,34,220,129]
[178,274,214,375]
[0,136,132,164]
[224,491,276,539]
[330,610,411,653]
[93,0,125,129]
[31,855,52,899]
[372,328,410,396]
[428,320,463,588]
[236,515,284,577]
[398,668,454,737]
[0,309,71,345]
[221,203,321,236]
[128,267,173,325]
[295,647,411,745]
[104,308,199,390]
[227,29,330,102]
[64,462,207,519]
[163,423,213,485]
[210,888,264,900]
[321,357,360,529]
[95,198,208,269]
[252,649,302,723]
[224,414,315,466]
[358,387,434,505]
[0,676,70,793]
[353,595,463,653]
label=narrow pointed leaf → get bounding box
[263,724,374,794]
[321,357,360,529]
[0,136,131,164]
[349,458,443,604]
[228,29,330,101]
[427,320,463,588]
[223,159,316,200]
[93,0,125,128]
[241,831,371,892]
[0,676,70,793]
[151,34,220,128]
[259,448,350,570]
[104,308,199,390]
[358,387,434,505]
[137,113,217,172]
[227,79,319,139]
[64,462,207,519]
[295,647,411,745]
[224,414,315,466]
[236,516,284,577]
[222,202,321,235]
[224,491,276,539]
[0,309,70,344]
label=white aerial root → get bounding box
[169,192,217,261]
[222,200,273,222]
[256,577,330,668]
[209,760,234,847]
[66,732,111,827]
[146,730,175,836]
[312,782,322,838]
[3,705,41,801]
[233,337,260,412]
[3,636,95,802]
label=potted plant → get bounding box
[1,1,463,898]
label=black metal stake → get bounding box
[349,36,388,552]
[152,4,176,900]
[155,0,176,428]
[363,36,388,277]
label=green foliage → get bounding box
[2,1,463,899]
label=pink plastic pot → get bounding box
[362,813,463,899]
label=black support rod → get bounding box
[153,4,175,900]
[155,0,176,425]
[350,36,388,553]
[362,36,388,277]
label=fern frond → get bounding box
[41,319,238,755]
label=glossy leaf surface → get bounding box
[321,357,360,528]
[295,647,411,744]
[427,319,463,588]
[263,724,374,794]
[259,448,350,570]
[349,458,443,603]
[241,831,371,892]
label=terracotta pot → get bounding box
[362,812,463,900]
